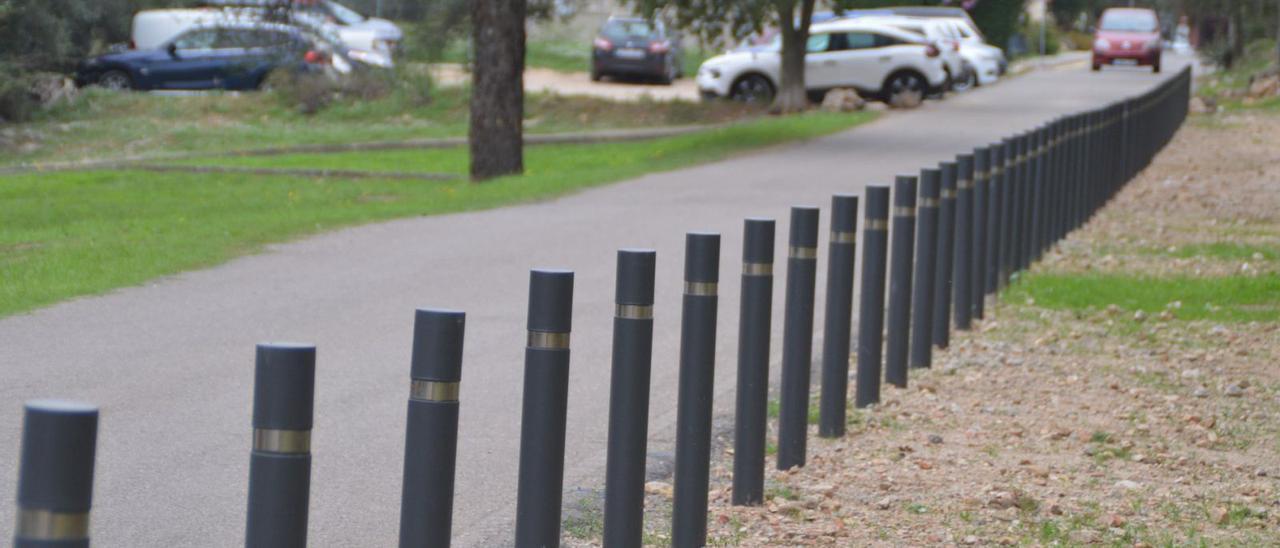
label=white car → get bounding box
[852,16,969,92]
[942,16,1007,77]
[696,20,948,106]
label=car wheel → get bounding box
[1152,62,1161,74]
[657,61,675,85]
[1092,64,1102,72]
[590,69,602,82]
[98,70,132,91]
[729,74,774,104]
[952,66,977,93]
[883,71,926,109]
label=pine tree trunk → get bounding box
[469,0,526,181]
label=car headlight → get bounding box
[1094,38,1111,50]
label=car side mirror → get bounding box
[167,43,179,58]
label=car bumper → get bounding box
[695,69,731,98]
[1093,50,1160,65]
[593,51,670,76]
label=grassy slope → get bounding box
[1,83,755,168]
[0,111,875,317]
[1006,274,1280,323]
[1197,38,1280,112]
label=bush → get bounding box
[269,67,431,115]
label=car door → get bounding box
[868,32,922,87]
[145,28,225,89]
[803,32,846,89]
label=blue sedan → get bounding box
[75,23,335,91]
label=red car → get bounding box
[1092,8,1162,73]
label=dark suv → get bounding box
[591,17,683,84]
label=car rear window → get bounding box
[1100,10,1158,32]
[602,20,655,41]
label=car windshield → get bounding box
[324,0,365,25]
[1100,10,1157,33]
[602,20,655,41]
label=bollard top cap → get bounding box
[528,269,575,333]
[411,308,466,381]
[18,399,99,512]
[919,168,941,198]
[864,185,890,217]
[939,162,958,188]
[684,232,721,283]
[893,176,918,207]
[788,206,820,247]
[830,194,859,232]
[253,342,316,430]
[615,249,657,306]
[742,218,776,264]
[956,153,974,174]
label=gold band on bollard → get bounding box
[992,166,1004,176]
[410,380,460,402]
[789,246,818,259]
[684,281,718,297]
[16,509,89,541]
[919,197,940,208]
[830,230,857,244]
[253,428,311,454]
[528,331,570,350]
[742,262,773,276]
[615,303,653,320]
[958,178,974,189]
[941,189,957,199]
[892,206,915,218]
[864,219,889,231]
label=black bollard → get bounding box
[997,138,1015,288]
[987,142,1005,295]
[910,169,940,369]
[246,343,316,548]
[884,175,918,388]
[1029,127,1046,264]
[603,250,657,547]
[933,161,958,349]
[400,309,466,548]
[672,233,720,548]
[778,206,820,470]
[14,400,98,548]
[952,154,975,331]
[732,219,775,506]
[972,147,991,320]
[514,269,575,548]
[854,186,891,408]
[818,195,858,438]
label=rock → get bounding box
[1224,383,1245,397]
[988,491,1017,509]
[1133,310,1147,322]
[1114,480,1141,490]
[1189,96,1215,114]
[821,88,866,112]
[927,434,944,445]
[962,535,980,545]
[1181,369,1202,379]
[1248,74,1280,98]
[875,496,893,510]
[1107,513,1128,527]
[1193,386,1209,398]
[644,481,673,498]
[1048,503,1064,515]
[1210,506,1230,525]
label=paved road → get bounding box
[0,57,1191,546]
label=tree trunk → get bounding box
[772,0,817,114]
[469,0,526,181]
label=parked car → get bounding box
[76,22,348,91]
[1092,7,1162,73]
[853,16,971,92]
[591,17,683,84]
[696,19,948,107]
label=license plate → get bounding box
[616,48,645,59]
[1114,58,1138,66]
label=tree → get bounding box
[469,0,526,180]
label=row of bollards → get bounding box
[11,67,1191,548]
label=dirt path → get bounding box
[611,111,1280,546]
[431,63,701,102]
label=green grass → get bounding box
[0,110,875,317]
[1197,38,1279,111]
[1006,273,1280,323]
[2,82,758,168]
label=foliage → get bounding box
[969,0,1023,52]
[0,63,37,123]
[0,0,181,72]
